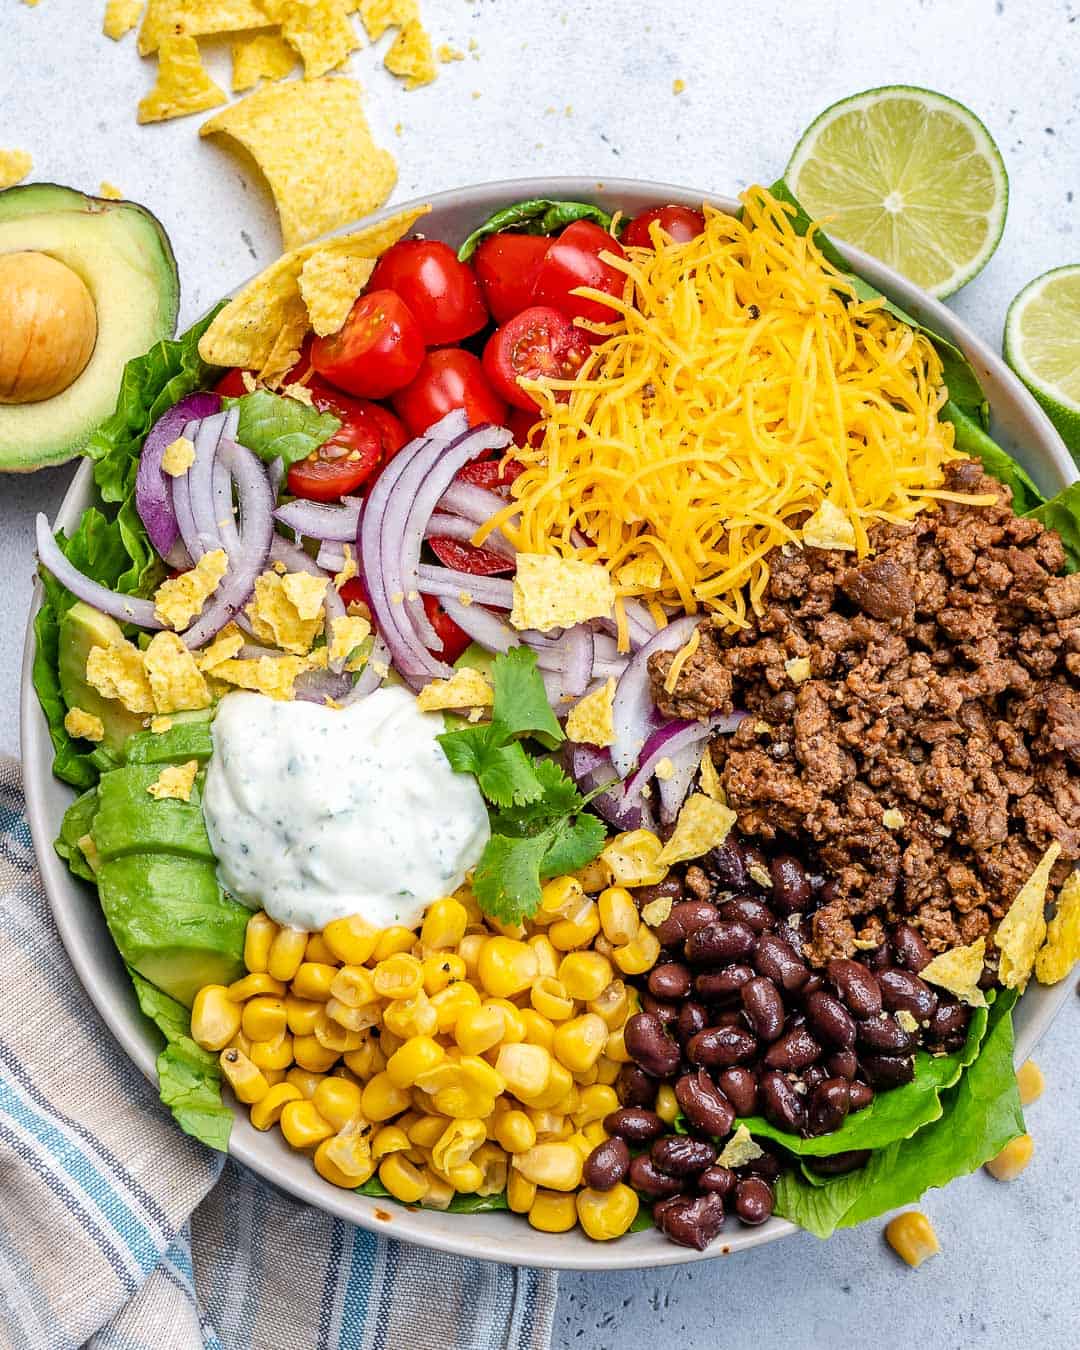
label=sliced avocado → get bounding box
[0,183,179,470]
[58,602,147,754]
[54,786,100,883]
[91,765,215,865]
[97,853,248,1007]
[124,715,214,767]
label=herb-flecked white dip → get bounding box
[202,687,490,931]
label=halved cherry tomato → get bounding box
[428,536,515,576]
[481,305,590,411]
[354,399,409,460]
[472,232,551,324]
[392,348,507,436]
[456,457,525,490]
[531,220,627,328]
[338,576,369,610]
[507,407,543,449]
[311,289,425,399]
[622,204,706,249]
[285,377,383,501]
[369,239,488,345]
[423,592,472,663]
[213,368,252,397]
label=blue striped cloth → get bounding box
[0,759,557,1350]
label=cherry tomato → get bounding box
[472,232,551,324]
[354,399,409,460]
[428,536,515,576]
[338,576,369,610]
[285,377,383,501]
[481,305,590,412]
[311,289,425,399]
[622,204,706,249]
[507,407,543,449]
[456,457,525,490]
[423,592,472,663]
[369,239,488,345]
[213,368,251,397]
[531,220,627,328]
[392,348,507,436]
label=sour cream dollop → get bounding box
[202,688,490,931]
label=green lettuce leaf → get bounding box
[129,970,232,1153]
[1027,482,1080,573]
[940,399,1046,513]
[226,390,341,469]
[54,787,100,882]
[353,1177,509,1212]
[458,199,618,262]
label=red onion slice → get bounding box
[566,743,653,832]
[559,624,594,700]
[426,512,517,560]
[135,391,221,560]
[180,410,236,560]
[316,541,346,574]
[341,632,389,705]
[35,513,164,630]
[274,497,362,542]
[439,480,515,528]
[416,563,515,609]
[610,614,700,777]
[440,598,520,654]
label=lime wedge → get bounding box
[786,86,1008,298]
[1005,265,1080,453]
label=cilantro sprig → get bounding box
[437,649,608,923]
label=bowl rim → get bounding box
[20,174,1077,1271]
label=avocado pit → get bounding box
[0,250,98,404]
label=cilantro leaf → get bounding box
[491,648,564,749]
[492,758,585,834]
[539,812,608,880]
[438,725,545,808]
[471,830,554,923]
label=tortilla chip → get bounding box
[416,667,493,713]
[150,715,174,733]
[248,570,324,653]
[1035,870,1080,985]
[511,554,615,633]
[997,842,1061,990]
[103,0,144,41]
[231,31,298,92]
[640,895,673,928]
[920,937,987,1008]
[298,251,374,335]
[329,614,371,670]
[436,44,464,63]
[98,181,125,200]
[273,0,359,79]
[657,793,737,865]
[161,435,195,475]
[137,34,227,124]
[147,760,199,802]
[802,498,857,552]
[384,19,436,89]
[211,653,313,699]
[0,150,33,190]
[716,1126,763,1170]
[143,631,212,713]
[154,549,229,629]
[357,0,415,40]
[86,641,155,715]
[196,623,246,671]
[697,748,724,802]
[138,0,268,56]
[565,678,616,747]
[64,708,105,743]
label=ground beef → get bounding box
[648,461,1080,963]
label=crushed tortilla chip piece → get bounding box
[1035,870,1080,985]
[138,34,227,124]
[801,499,857,552]
[248,571,324,653]
[357,0,415,40]
[200,77,397,250]
[654,757,674,781]
[86,641,155,715]
[384,19,436,88]
[328,614,371,669]
[511,555,614,633]
[997,843,1061,990]
[150,715,174,733]
[882,807,905,829]
[64,707,105,743]
[417,667,493,713]
[212,653,313,699]
[282,380,314,406]
[103,0,143,40]
[640,895,673,928]
[161,434,195,476]
[98,181,124,200]
[143,631,212,713]
[334,543,357,588]
[895,1010,919,1034]
[147,759,199,802]
[196,623,245,671]
[138,0,267,56]
[0,150,33,190]
[437,43,463,62]
[231,31,298,92]
[658,793,737,865]
[784,656,811,684]
[615,557,663,592]
[298,251,375,336]
[920,937,987,1008]
[154,549,228,629]
[716,1126,763,1169]
[698,749,724,802]
[564,678,616,747]
[78,834,102,873]
[282,570,328,620]
[271,0,360,79]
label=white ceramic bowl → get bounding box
[20,177,1078,1270]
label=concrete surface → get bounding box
[5,0,1078,1345]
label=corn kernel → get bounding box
[191,986,242,1051]
[518,1007,556,1052]
[285,994,324,1037]
[280,1098,334,1149]
[473,1141,509,1195]
[292,1034,341,1073]
[250,1081,303,1130]
[329,965,378,1009]
[430,982,482,1033]
[528,1189,577,1232]
[512,1141,583,1191]
[422,952,467,996]
[243,911,277,974]
[530,976,574,1021]
[315,1131,376,1187]
[380,1153,429,1203]
[314,1014,366,1053]
[526,1059,574,1111]
[387,1036,446,1089]
[574,1084,619,1127]
[588,980,629,1029]
[477,937,539,999]
[457,932,486,978]
[383,991,438,1040]
[268,926,308,982]
[322,914,380,966]
[312,1076,363,1130]
[241,995,288,1043]
[575,858,610,893]
[219,1047,269,1104]
[528,934,560,978]
[613,926,661,976]
[372,953,424,1000]
[594,1056,620,1086]
[432,1117,486,1174]
[540,875,585,918]
[263,1067,287,1087]
[343,1037,382,1079]
[483,998,526,1043]
[582,1119,608,1148]
[558,951,613,1002]
[372,1125,410,1158]
[495,1043,553,1101]
[373,926,416,961]
[604,1026,631,1064]
[227,1028,253,1057]
[421,1174,455,1210]
[549,903,600,952]
[304,932,339,965]
[455,1005,506,1055]
[407,1113,448,1149]
[598,887,639,946]
[325,997,380,1034]
[420,897,469,950]
[227,972,286,1002]
[1016,1060,1044,1106]
[379,1027,404,1059]
[291,962,338,1002]
[249,1032,294,1071]
[601,830,668,886]
[593,935,615,960]
[985,1133,1034,1181]
[552,1014,608,1076]
[885,1211,940,1267]
[361,1071,411,1122]
[527,1109,568,1140]
[655,1084,679,1124]
[507,1169,537,1213]
[494,1109,537,1154]
[285,1067,326,1099]
[577,1184,639,1240]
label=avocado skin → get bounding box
[58,602,148,754]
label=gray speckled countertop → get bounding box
[6,1,1078,1345]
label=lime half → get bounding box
[1005,265,1080,453]
[786,86,1008,298]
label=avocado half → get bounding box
[0,183,180,471]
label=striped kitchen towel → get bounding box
[0,758,557,1350]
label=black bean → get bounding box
[785,918,811,961]
[879,968,938,1020]
[717,1066,758,1117]
[928,1000,970,1045]
[675,1070,736,1137]
[705,839,751,890]
[740,976,786,1042]
[624,1012,682,1078]
[582,1137,630,1191]
[826,1049,858,1081]
[862,942,892,972]
[651,898,715,946]
[734,1177,774,1226]
[641,992,679,1026]
[770,854,811,913]
[648,961,693,1001]
[801,1064,827,1093]
[763,1025,821,1071]
[743,844,770,888]
[826,959,883,1018]
[628,1153,685,1199]
[806,1078,851,1136]
[718,896,773,932]
[804,990,857,1049]
[676,1000,710,1045]
[713,1009,748,1029]
[759,1069,805,1132]
[892,923,932,974]
[695,964,754,1003]
[687,1024,758,1068]
[651,1135,717,1178]
[654,1192,726,1250]
[633,876,684,911]
[615,1064,656,1108]
[800,972,825,999]
[848,1081,874,1112]
[809,1149,870,1175]
[737,1149,782,1182]
[603,1107,665,1144]
[685,920,757,965]
[698,1165,737,1198]
[753,933,809,991]
[856,1015,915,1054]
[860,1053,915,1088]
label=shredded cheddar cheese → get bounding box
[663,625,701,695]
[480,186,972,625]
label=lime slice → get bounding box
[786,86,1008,298]
[1005,265,1080,452]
